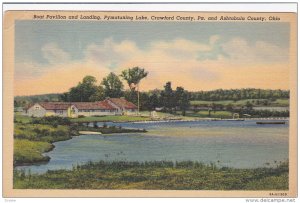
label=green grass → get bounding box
[14,123,71,143]
[186,110,233,119]
[190,99,289,107]
[13,115,148,166]
[14,121,73,165]
[71,115,150,123]
[14,114,33,124]
[14,139,53,165]
[13,160,288,190]
[271,99,289,106]
[190,100,234,106]
[139,111,176,118]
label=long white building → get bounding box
[25,98,138,118]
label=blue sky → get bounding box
[16,21,289,64]
[14,20,290,95]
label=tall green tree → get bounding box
[89,86,105,102]
[101,72,124,98]
[120,67,148,113]
[67,75,99,102]
[148,94,160,110]
[160,82,175,113]
[175,87,190,116]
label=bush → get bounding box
[78,115,85,118]
[31,116,71,125]
[93,121,98,128]
[13,160,289,190]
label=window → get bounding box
[35,106,40,110]
[55,110,63,114]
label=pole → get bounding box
[137,83,140,115]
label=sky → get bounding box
[14,20,290,96]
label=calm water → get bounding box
[16,120,289,174]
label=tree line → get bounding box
[190,89,289,101]
[59,80,289,104]
[131,82,190,115]
[14,66,290,116]
[60,67,148,104]
[58,72,189,115]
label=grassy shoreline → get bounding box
[14,160,289,190]
[13,114,288,166]
[13,114,289,190]
[13,115,147,166]
[190,98,289,107]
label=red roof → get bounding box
[72,101,116,110]
[96,100,117,110]
[27,101,117,110]
[39,102,71,110]
[106,98,137,109]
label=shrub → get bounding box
[93,121,98,128]
[31,116,71,125]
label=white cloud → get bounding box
[15,36,290,95]
[41,43,71,64]
[222,37,289,64]
[84,38,140,68]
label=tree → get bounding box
[120,67,148,113]
[160,82,175,113]
[245,101,253,110]
[124,90,137,106]
[89,86,105,102]
[139,92,150,111]
[175,87,190,116]
[101,72,124,98]
[148,94,159,110]
[60,92,70,102]
[68,75,99,102]
[225,103,233,112]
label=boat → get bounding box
[256,121,286,125]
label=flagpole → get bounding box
[137,83,139,115]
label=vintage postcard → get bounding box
[3,8,297,198]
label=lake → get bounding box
[16,120,289,174]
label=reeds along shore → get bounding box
[14,160,289,190]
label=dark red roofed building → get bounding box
[25,99,130,117]
[105,98,138,115]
